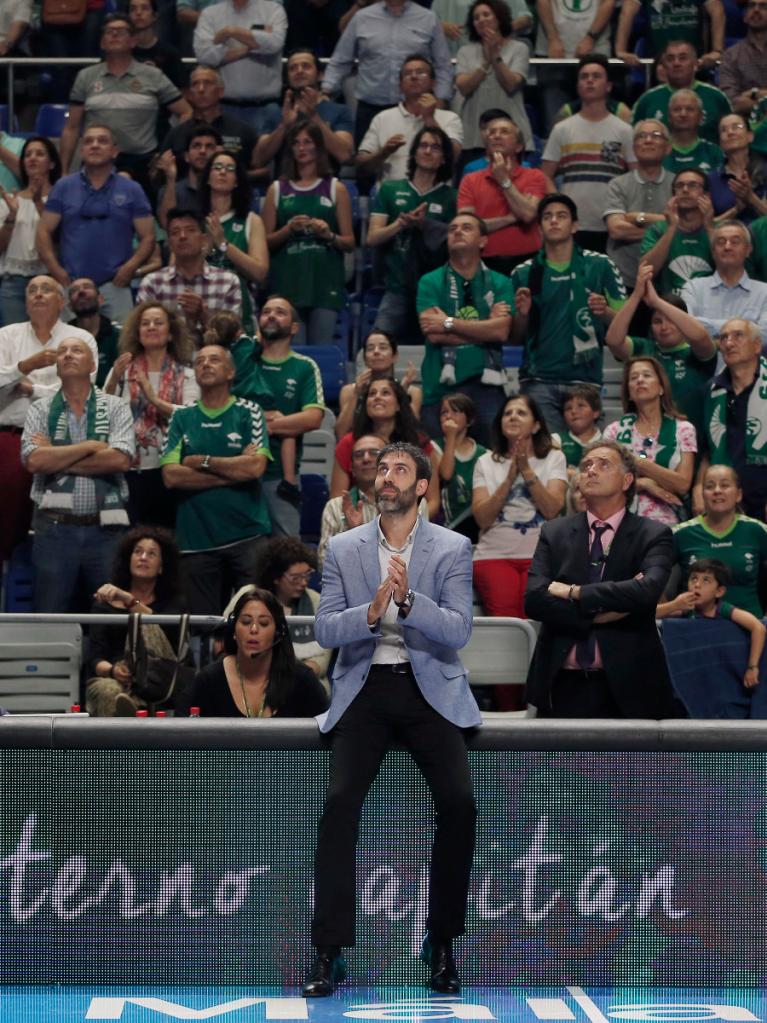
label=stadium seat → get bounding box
[461,616,537,713]
[0,623,82,713]
[300,472,330,545]
[2,540,33,613]
[0,106,19,133]
[34,104,68,138]
[298,428,336,480]
[293,344,347,404]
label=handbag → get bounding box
[42,0,87,24]
[126,612,194,706]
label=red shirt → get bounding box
[457,164,546,258]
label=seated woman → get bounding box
[226,537,331,693]
[709,113,767,225]
[334,330,422,439]
[180,588,329,718]
[87,526,185,716]
[603,356,696,526]
[331,377,442,518]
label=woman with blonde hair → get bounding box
[105,300,199,526]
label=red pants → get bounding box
[472,558,532,711]
[0,430,32,562]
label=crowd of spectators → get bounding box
[3,0,767,716]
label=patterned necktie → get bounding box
[575,522,611,670]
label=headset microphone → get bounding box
[248,629,287,658]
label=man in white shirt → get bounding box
[0,275,97,562]
[193,0,288,135]
[356,55,463,183]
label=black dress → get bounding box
[177,659,329,718]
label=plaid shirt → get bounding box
[136,263,242,341]
[719,35,767,101]
[21,391,135,515]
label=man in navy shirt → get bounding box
[36,124,155,324]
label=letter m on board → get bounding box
[86,996,309,1020]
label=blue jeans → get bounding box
[0,274,31,328]
[32,512,124,613]
[295,307,339,346]
[221,101,281,137]
[262,476,301,538]
[520,378,595,436]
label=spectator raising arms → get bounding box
[105,301,199,529]
[262,122,354,345]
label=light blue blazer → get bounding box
[314,517,482,733]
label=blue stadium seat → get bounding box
[293,344,347,404]
[300,472,330,544]
[34,104,68,138]
[2,539,34,612]
[0,107,19,133]
[343,179,360,227]
[502,346,523,368]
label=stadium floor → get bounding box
[2,986,764,1022]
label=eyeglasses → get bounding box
[673,180,704,192]
[211,162,237,173]
[352,447,383,461]
[284,570,314,582]
[722,122,748,132]
[417,141,443,152]
[634,130,667,141]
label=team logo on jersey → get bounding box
[227,432,242,443]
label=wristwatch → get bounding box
[395,589,416,613]
[443,316,455,332]
[499,178,512,190]
[636,212,647,227]
[218,241,229,253]
[201,454,212,471]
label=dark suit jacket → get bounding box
[524,510,678,718]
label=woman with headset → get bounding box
[178,588,328,718]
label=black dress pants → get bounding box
[311,664,477,947]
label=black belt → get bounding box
[368,662,414,677]
[0,425,23,434]
[39,510,100,526]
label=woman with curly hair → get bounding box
[87,526,186,716]
[330,377,442,518]
[200,148,269,335]
[105,300,199,527]
[180,587,329,718]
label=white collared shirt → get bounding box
[370,514,421,666]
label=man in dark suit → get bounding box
[525,439,679,718]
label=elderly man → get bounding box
[321,0,453,144]
[21,337,133,612]
[137,207,241,342]
[457,114,548,274]
[58,12,191,185]
[356,55,463,183]
[193,0,287,135]
[0,276,99,563]
[681,221,767,343]
[161,344,271,614]
[604,118,673,293]
[37,123,156,324]
[663,89,724,175]
[525,439,678,718]
[696,318,767,521]
[631,39,731,144]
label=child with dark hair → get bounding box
[554,384,602,473]
[658,557,767,690]
[438,392,486,541]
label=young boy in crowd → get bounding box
[554,384,602,476]
[658,558,766,689]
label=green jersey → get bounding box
[748,215,767,282]
[161,397,272,552]
[627,336,716,431]
[371,179,456,293]
[206,212,258,335]
[416,261,514,405]
[230,337,325,480]
[633,83,731,145]
[509,249,626,385]
[640,221,713,295]
[673,514,767,617]
[640,0,707,55]
[556,428,601,468]
[663,138,723,175]
[440,438,486,527]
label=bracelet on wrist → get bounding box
[748,664,759,669]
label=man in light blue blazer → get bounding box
[302,442,480,999]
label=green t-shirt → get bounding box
[206,213,257,334]
[556,428,601,468]
[663,138,723,175]
[230,338,325,480]
[416,262,514,405]
[509,250,626,385]
[640,221,713,295]
[371,179,457,293]
[640,0,706,55]
[160,396,272,552]
[440,438,486,527]
[633,83,731,145]
[749,214,767,282]
[627,336,716,431]
[672,514,767,617]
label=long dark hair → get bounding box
[281,120,333,180]
[621,355,685,418]
[352,377,422,446]
[224,587,299,713]
[110,525,181,605]
[490,394,553,460]
[19,135,62,188]
[406,125,455,183]
[200,149,253,219]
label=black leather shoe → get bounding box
[301,947,347,997]
[420,934,460,994]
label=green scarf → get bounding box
[706,357,767,467]
[41,386,129,525]
[615,413,679,468]
[529,245,599,365]
[444,260,497,319]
